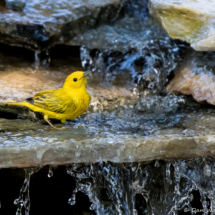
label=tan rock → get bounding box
[167,51,215,105]
[149,0,215,51]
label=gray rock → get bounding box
[69,16,167,51]
[0,0,122,51]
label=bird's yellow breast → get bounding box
[67,89,91,120]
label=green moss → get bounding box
[155,5,208,43]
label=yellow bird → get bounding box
[5,71,91,129]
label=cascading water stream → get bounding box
[14,167,42,215]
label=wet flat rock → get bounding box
[149,0,215,51]
[1,109,215,168]
[0,0,121,50]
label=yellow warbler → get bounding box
[5,71,91,129]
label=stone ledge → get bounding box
[1,129,215,169]
[1,109,215,168]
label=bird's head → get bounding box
[63,71,91,90]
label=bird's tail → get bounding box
[5,100,48,116]
[5,100,31,107]
[5,100,39,111]
[5,100,62,121]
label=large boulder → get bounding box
[68,16,167,51]
[149,0,215,51]
[0,0,121,51]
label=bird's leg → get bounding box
[44,115,59,130]
[45,118,58,130]
[44,115,66,130]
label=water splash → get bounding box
[34,51,40,70]
[68,193,76,206]
[48,165,56,178]
[166,162,172,185]
[79,24,181,93]
[80,37,186,115]
[67,163,139,215]
[65,159,215,214]
[173,161,181,212]
[33,50,51,69]
[135,93,186,114]
[14,166,42,215]
[80,37,180,95]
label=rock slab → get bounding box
[1,109,215,168]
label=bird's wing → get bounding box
[34,90,56,97]
[31,89,77,114]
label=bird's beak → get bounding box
[83,71,91,77]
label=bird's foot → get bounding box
[50,126,67,130]
[45,118,67,130]
[58,126,67,130]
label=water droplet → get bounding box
[14,199,18,205]
[203,163,211,177]
[154,160,160,167]
[90,203,96,210]
[48,166,54,178]
[68,194,76,205]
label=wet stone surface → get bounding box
[1,106,215,168]
[0,0,122,50]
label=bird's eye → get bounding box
[73,78,77,82]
